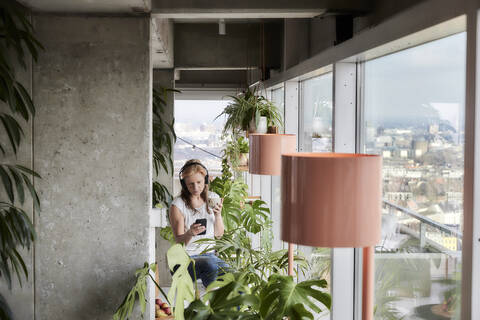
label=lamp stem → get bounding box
[362,246,374,320]
[288,242,294,276]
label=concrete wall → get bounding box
[174,23,261,68]
[2,15,152,320]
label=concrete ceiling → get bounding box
[17,0,150,13]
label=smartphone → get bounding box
[194,218,207,235]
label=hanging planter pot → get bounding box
[239,153,249,167]
[257,116,268,134]
[267,126,279,134]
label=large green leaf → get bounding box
[159,226,175,244]
[259,274,331,320]
[113,262,155,320]
[184,273,260,320]
[241,200,270,234]
[167,244,195,320]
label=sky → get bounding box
[174,100,230,129]
[364,32,466,129]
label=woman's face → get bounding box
[184,172,205,196]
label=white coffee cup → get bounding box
[208,197,221,209]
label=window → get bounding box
[362,33,466,319]
[271,87,285,133]
[268,86,285,251]
[173,100,229,195]
[300,73,333,152]
[299,73,333,319]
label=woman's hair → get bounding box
[180,159,210,213]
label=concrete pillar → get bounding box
[31,15,152,320]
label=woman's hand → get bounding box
[188,223,206,236]
[212,199,223,216]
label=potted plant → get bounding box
[217,88,283,136]
[237,136,249,167]
[256,98,283,134]
[223,136,249,171]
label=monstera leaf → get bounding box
[184,273,260,320]
[259,274,331,320]
[167,244,195,320]
[241,200,270,234]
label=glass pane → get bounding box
[271,87,285,133]
[301,73,333,152]
[362,33,465,320]
[299,73,333,320]
[270,87,285,251]
[173,100,229,195]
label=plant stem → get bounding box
[148,273,171,305]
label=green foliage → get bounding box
[113,263,156,320]
[1,3,43,319]
[209,176,248,231]
[0,293,13,320]
[167,246,330,320]
[113,262,170,320]
[167,244,195,320]
[153,181,173,209]
[256,99,283,128]
[0,2,43,154]
[241,200,270,234]
[159,225,175,245]
[216,88,282,135]
[152,87,178,208]
[223,136,249,171]
[259,275,330,320]
[185,273,260,320]
[310,247,331,282]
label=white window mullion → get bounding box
[284,80,299,252]
[331,62,357,320]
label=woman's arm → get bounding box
[212,200,224,238]
[169,205,204,244]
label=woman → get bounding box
[169,159,229,287]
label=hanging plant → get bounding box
[216,88,283,136]
[152,87,178,208]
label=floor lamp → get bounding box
[248,133,297,273]
[280,153,382,320]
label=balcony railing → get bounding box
[382,200,462,255]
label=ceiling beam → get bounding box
[152,0,373,18]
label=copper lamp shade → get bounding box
[281,153,382,247]
[249,134,296,175]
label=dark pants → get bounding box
[188,253,230,288]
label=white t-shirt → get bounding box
[171,191,220,256]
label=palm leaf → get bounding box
[0,204,35,289]
[0,292,14,320]
[0,113,24,154]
